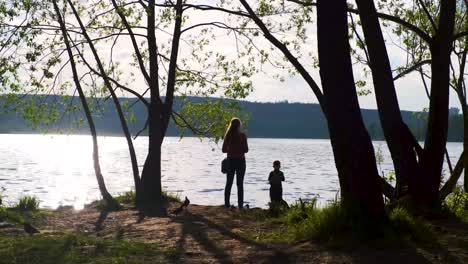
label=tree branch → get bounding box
[393,59,432,81]
[110,0,151,84]
[162,0,184,137]
[286,0,432,43]
[239,0,325,108]
[417,0,437,31]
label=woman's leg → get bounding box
[236,159,246,208]
[225,162,235,207]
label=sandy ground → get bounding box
[2,201,467,263]
[35,202,467,264]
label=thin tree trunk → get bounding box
[317,0,384,221]
[461,98,468,191]
[354,0,421,200]
[52,1,114,205]
[67,0,142,199]
[455,46,468,192]
[440,151,467,199]
[421,0,456,205]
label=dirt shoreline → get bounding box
[1,201,468,263]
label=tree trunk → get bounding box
[421,0,456,205]
[68,0,142,201]
[140,103,165,208]
[139,0,183,210]
[53,0,114,206]
[440,151,467,199]
[317,0,384,221]
[354,0,421,200]
[462,102,468,191]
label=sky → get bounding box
[4,0,464,113]
[177,1,464,112]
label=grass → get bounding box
[0,206,25,224]
[237,199,350,243]
[443,187,468,221]
[113,190,182,207]
[113,190,137,206]
[14,196,40,211]
[388,206,436,243]
[0,196,48,228]
[163,191,182,203]
[0,196,179,263]
[238,198,438,247]
[277,199,351,242]
[0,233,180,264]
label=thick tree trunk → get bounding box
[140,103,165,208]
[355,0,420,200]
[53,1,114,206]
[317,0,384,221]
[139,0,183,210]
[421,0,456,205]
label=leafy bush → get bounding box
[15,196,40,211]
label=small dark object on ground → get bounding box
[23,223,40,236]
[245,204,250,209]
[171,197,190,215]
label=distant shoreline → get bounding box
[0,132,463,143]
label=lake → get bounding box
[0,134,463,209]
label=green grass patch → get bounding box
[0,207,25,224]
[443,187,468,221]
[0,233,179,264]
[162,191,182,203]
[114,190,137,206]
[14,196,40,211]
[113,190,182,207]
[388,206,436,243]
[280,200,350,242]
[238,198,438,247]
[0,206,49,227]
[237,199,349,243]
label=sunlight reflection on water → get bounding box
[0,134,463,209]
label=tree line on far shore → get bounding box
[0,95,464,142]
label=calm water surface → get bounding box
[0,134,463,209]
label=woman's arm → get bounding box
[242,134,249,153]
[222,138,228,153]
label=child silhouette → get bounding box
[268,160,285,204]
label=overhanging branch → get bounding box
[286,0,432,44]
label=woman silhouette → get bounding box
[222,118,249,208]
